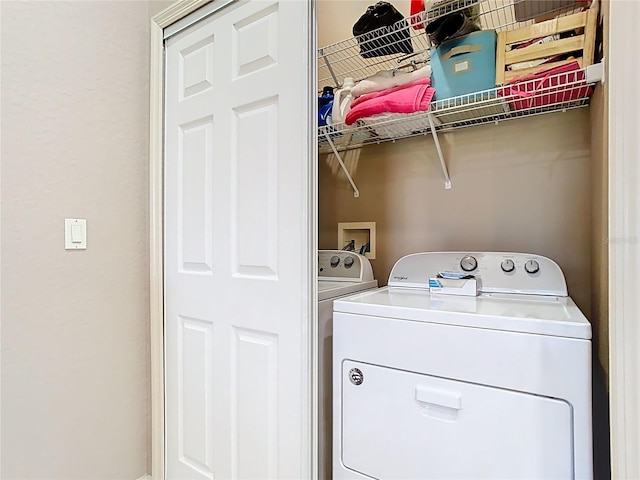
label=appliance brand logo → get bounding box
[393,276,408,280]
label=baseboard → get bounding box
[136,475,151,480]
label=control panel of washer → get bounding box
[388,252,567,296]
[318,250,374,282]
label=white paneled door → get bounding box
[164,1,314,478]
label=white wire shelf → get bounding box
[319,65,599,156]
[318,0,587,89]
[317,0,600,192]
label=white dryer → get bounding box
[333,252,592,480]
[318,250,377,480]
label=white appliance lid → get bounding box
[334,287,591,339]
[317,280,378,301]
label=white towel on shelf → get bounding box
[352,65,432,98]
[360,112,439,139]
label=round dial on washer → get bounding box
[460,255,478,272]
[330,255,340,268]
[501,258,515,273]
[344,256,355,268]
[524,259,540,274]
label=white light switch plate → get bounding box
[65,218,87,250]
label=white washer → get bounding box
[333,252,593,480]
[318,250,377,480]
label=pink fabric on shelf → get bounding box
[345,77,435,126]
[350,77,431,108]
[497,60,592,111]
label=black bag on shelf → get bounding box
[425,11,480,47]
[352,2,414,58]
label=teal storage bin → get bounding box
[430,30,497,101]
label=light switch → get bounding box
[65,218,87,250]
[71,224,83,243]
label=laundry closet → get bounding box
[159,0,612,477]
[316,0,609,475]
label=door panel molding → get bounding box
[150,1,316,479]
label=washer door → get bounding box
[341,361,574,479]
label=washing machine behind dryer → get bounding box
[318,250,377,480]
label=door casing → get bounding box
[608,0,640,478]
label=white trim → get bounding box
[149,13,165,480]
[608,0,640,478]
[153,0,212,29]
[308,5,319,479]
[163,0,237,39]
[136,476,152,480]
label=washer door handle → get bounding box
[415,386,462,410]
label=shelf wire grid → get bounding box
[318,67,594,155]
[318,0,587,89]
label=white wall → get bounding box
[0,1,169,478]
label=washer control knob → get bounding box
[330,255,340,268]
[460,255,478,272]
[344,256,355,269]
[525,260,540,274]
[501,259,515,273]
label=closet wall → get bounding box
[318,0,594,317]
[589,0,609,380]
[318,113,593,314]
[320,0,610,474]
[587,4,610,473]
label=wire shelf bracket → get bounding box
[585,60,604,84]
[427,112,452,189]
[322,131,360,198]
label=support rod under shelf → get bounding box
[427,112,452,190]
[319,48,340,89]
[322,132,360,198]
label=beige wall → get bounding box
[589,0,609,380]
[318,0,411,48]
[0,1,168,478]
[319,110,593,316]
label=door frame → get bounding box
[149,1,318,478]
[608,0,640,478]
